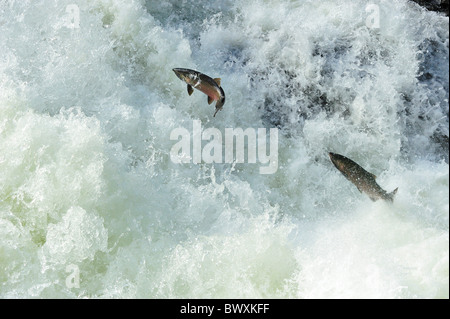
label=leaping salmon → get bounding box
[172,68,226,117]
[329,152,398,202]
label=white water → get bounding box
[0,0,448,298]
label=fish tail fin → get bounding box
[213,99,225,117]
[386,187,398,202]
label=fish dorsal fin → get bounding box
[187,84,194,96]
[213,78,221,86]
[207,96,214,105]
[370,173,377,180]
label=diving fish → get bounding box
[329,152,398,202]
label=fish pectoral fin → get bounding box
[213,108,220,117]
[207,96,214,105]
[355,185,363,193]
[187,85,194,96]
[213,78,221,86]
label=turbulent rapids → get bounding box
[0,0,448,298]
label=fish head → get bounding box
[329,152,342,166]
[173,68,199,86]
[328,152,350,174]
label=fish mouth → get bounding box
[172,68,186,74]
[172,68,187,80]
[173,68,194,75]
[328,152,339,166]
